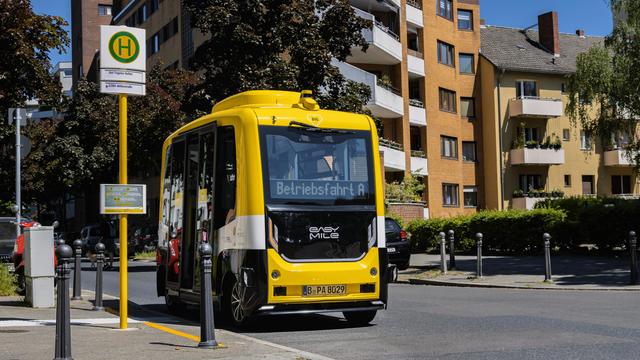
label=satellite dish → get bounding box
[19,135,31,159]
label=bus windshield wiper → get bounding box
[288,120,354,134]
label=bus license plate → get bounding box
[302,284,346,297]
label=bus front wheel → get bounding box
[223,276,250,327]
[343,310,377,325]
[165,294,182,314]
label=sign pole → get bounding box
[15,109,21,238]
[118,94,128,329]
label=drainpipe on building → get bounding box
[496,68,506,210]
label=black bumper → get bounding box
[386,242,410,265]
[253,300,386,316]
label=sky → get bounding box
[33,0,614,68]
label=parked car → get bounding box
[385,217,410,270]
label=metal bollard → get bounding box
[93,243,105,311]
[198,243,218,348]
[543,233,552,282]
[439,232,447,274]
[629,231,638,285]
[71,239,83,300]
[476,233,483,279]
[54,244,73,360]
[448,230,456,270]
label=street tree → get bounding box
[0,0,69,205]
[182,0,372,112]
[566,0,640,165]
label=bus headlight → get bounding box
[268,217,279,251]
[367,217,377,248]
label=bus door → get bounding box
[166,138,185,289]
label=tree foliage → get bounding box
[0,0,69,203]
[566,0,640,165]
[182,0,372,111]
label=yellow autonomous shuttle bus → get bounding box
[156,90,388,326]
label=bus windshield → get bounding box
[260,126,375,206]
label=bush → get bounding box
[0,265,17,296]
[535,196,640,251]
[406,209,567,255]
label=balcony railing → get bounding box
[374,20,400,41]
[379,138,406,172]
[406,0,424,27]
[409,102,427,126]
[508,96,563,118]
[407,49,423,58]
[510,148,565,165]
[377,80,401,96]
[407,0,422,9]
[604,149,635,166]
[410,149,426,158]
[379,137,403,150]
[350,7,402,64]
[407,52,425,77]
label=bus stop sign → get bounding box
[99,26,146,96]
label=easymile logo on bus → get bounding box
[270,180,368,199]
[309,226,340,240]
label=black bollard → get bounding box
[629,231,638,285]
[543,233,552,282]
[448,230,456,270]
[71,239,83,300]
[476,233,483,279]
[439,232,447,274]
[198,243,218,348]
[54,244,73,360]
[93,243,105,311]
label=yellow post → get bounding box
[118,94,128,329]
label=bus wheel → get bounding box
[224,277,249,327]
[343,310,377,325]
[165,295,182,314]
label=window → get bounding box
[459,53,474,74]
[162,17,179,43]
[464,186,478,207]
[519,127,539,142]
[460,97,475,118]
[443,183,459,206]
[150,33,160,55]
[612,175,631,194]
[580,130,592,150]
[519,174,543,192]
[214,127,237,230]
[439,88,457,112]
[98,4,112,16]
[561,83,566,93]
[457,9,473,30]
[438,41,455,67]
[441,136,458,159]
[150,0,159,13]
[564,175,572,187]
[516,80,537,98]
[562,129,570,141]
[437,0,453,20]
[137,4,147,24]
[582,175,594,195]
[462,142,477,162]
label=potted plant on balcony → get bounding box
[552,135,562,150]
[540,136,551,149]
[512,189,525,198]
[525,140,539,149]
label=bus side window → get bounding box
[214,126,236,230]
[167,140,185,283]
[159,144,172,248]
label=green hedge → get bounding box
[535,197,640,251]
[406,209,566,254]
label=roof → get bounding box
[480,25,604,75]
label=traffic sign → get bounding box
[7,108,26,125]
[100,26,146,72]
[19,135,31,159]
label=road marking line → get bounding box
[218,329,336,360]
[143,320,229,348]
[0,318,140,327]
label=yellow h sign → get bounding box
[109,31,140,64]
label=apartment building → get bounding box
[338,0,482,218]
[111,0,207,69]
[479,11,639,211]
[71,0,114,87]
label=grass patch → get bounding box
[134,250,156,261]
[0,265,17,296]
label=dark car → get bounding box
[132,224,158,252]
[385,217,410,270]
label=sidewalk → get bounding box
[401,253,640,290]
[0,290,333,360]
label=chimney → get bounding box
[576,29,585,37]
[538,11,560,56]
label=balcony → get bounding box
[409,99,426,126]
[410,151,428,175]
[350,7,402,65]
[379,139,406,172]
[508,97,563,118]
[333,60,404,117]
[407,50,425,78]
[510,148,565,165]
[604,149,635,166]
[406,0,424,27]
[512,197,550,210]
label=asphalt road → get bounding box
[80,261,640,360]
